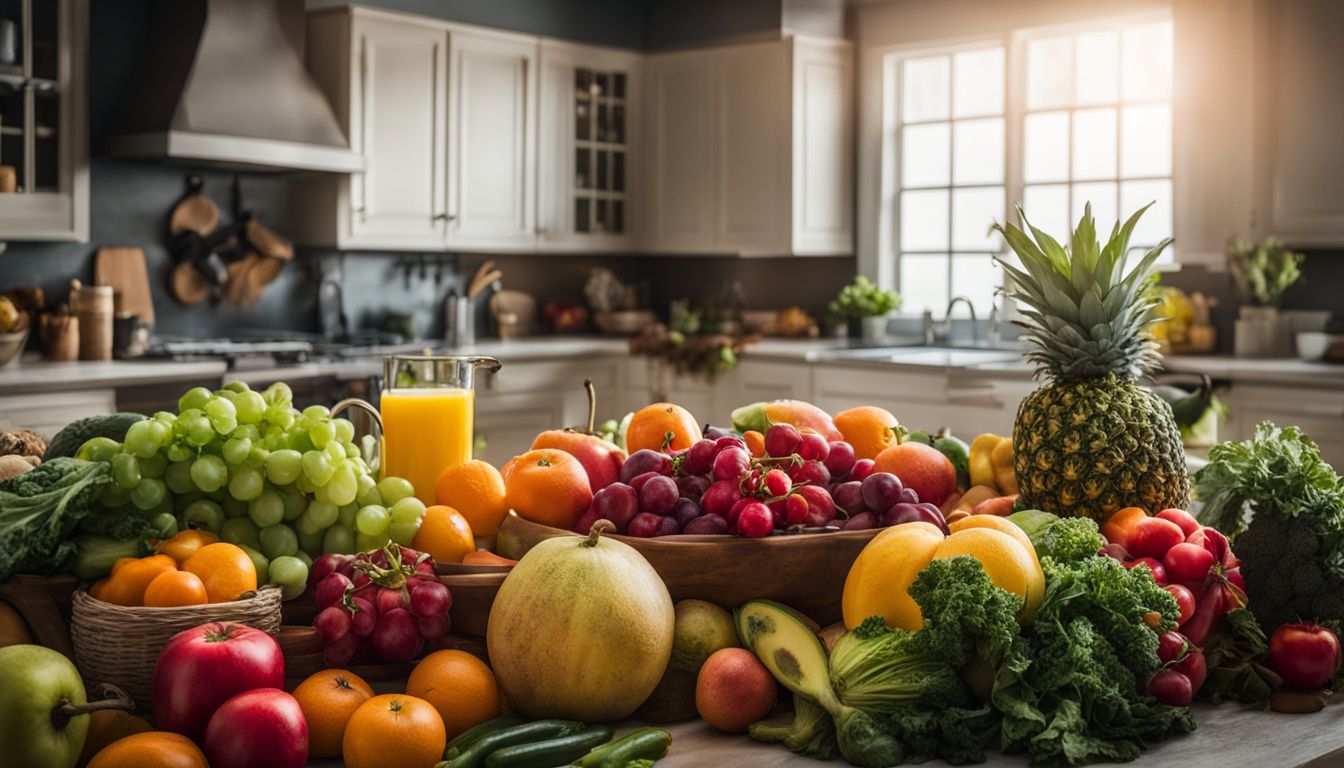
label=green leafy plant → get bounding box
[828,277,901,320]
[1227,236,1304,307]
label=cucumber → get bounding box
[442,720,586,768]
[484,726,615,768]
[444,714,526,759]
[44,413,146,460]
[572,728,672,767]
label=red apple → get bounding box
[532,430,627,491]
[204,689,308,768]
[1268,622,1342,690]
[1127,517,1185,560]
[152,622,285,743]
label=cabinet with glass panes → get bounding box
[0,0,86,241]
[538,41,640,250]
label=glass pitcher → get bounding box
[335,354,501,505]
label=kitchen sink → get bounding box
[808,345,1026,368]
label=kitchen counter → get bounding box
[0,356,228,394]
[1162,355,1344,386]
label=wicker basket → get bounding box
[70,587,283,704]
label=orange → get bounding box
[834,406,902,460]
[1101,506,1149,549]
[503,449,593,530]
[143,570,208,607]
[625,403,702,454]
[405,650,502,740]
[343,694,446,768]
[98,555,178,607]
[412,506,476,564]
[873,442,958,507]
[462,550,517,566]
[79,710,154,765]
[434,460,509,537]
[742,430,765,458]
[87,731,208,768]
[293,669,375,759]
[156,530,220,565]
[182,543,258,603]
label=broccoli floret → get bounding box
[1238,512,1344,629]
[1036,517,1106,564]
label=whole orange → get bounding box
[434,460,509,537]
[156,530,220,565]
[182,543,258,603]
[504,449,593,530]
[405,650,502,740]
[625,403,702,453]
[412,506,476,564]
[834,406,902,460]
[143,570,208,607]
[87,731,208,768]
[343,694,446,768]
[873,442,957,506]
[293,669,375,759]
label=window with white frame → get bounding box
[883,16,1174,317]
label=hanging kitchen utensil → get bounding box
[239,214,294,295]
[169,175,220,236]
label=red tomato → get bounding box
[1267,622,1342,690]
[1155,508,1200,538]
[152,622,285,742]
[1127,517,1185,560]
[1163,543,1215,584]
[1165,584,1196,626]
[1124,556,1167,585]
[204,689,308,768]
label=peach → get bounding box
[694,648,777,733]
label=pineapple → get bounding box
[993,203,1188,522]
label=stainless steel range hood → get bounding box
[106,0,363,173]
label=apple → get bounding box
[532,429,626,491]
[204,689,308,768]
[1268,622,1342,690]
[0,645,92,768]
[153,622,285,742]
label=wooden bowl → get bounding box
[495,515,878,625]
[440,570,511,640]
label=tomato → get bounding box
[99,555,178,607]
[87,731,208,768]
[1164,584,1196,626]
[1124,557,1166,585]
[1127,517,1185,560]
[1155,508,1200,538]
[1162,543,1215,584]
[152,622,284,743]
[203,689,307,768]
[1267,622,1342,690]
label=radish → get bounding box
[1147,669,1193,706]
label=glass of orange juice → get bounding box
[378,354,501,504]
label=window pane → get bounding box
[953,47,1003,117]
[1072,181,1117,231]
[953,118,1004,185]
[1075,30,1119,105]
[1122,22,1173,101]
[1022,184,1071,246]
[902,56,950,122]
[900,254,950,316]
[1024,111,1068,182]
[952,187,1004,251]
[1120,104,1171,177]
[902,123,950,187]
[951,253,1003,315]
[901,189,950,251]
[1119,179,1173,253]
[1072,108,1117,180]
[1027,36,1073,109]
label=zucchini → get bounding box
[441,720,585,768]
[444,714,526,760]
[572,728,671,767]
[44,413,146,460]
[484,726,615,768]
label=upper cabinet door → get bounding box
[537,41,641,251]
[447,29,537,251]
[716,42,790,256]
[792,38,853,255]
[350,16,447,246]
[644,50,717,252]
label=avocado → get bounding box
[932,431,970,489]
[735,600,834,704]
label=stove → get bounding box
[147,330,432,369]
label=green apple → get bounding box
[0,645,89,768]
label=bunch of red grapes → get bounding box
[308,543,453,665]
[574,423,947,538]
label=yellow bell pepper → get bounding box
[991,438,1018,496]
[970,433,1017,494]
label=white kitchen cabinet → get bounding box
[538,40,641,251]
[1223,383,1344,467]
[811,365,1018,437]
[730,359,814,405]
[0,0,88,242]
[644,37,853,256]
[0,389,115,438]
[446,27,537,251]
[474,391,566,468]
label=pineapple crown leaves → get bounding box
[991,202,1171,383]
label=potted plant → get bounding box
[828,276,901,342]
[1227,236,1304,357]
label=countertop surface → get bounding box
[1,336,1342,395]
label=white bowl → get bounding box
[1297,331,1331,361]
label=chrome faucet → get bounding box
[922,296,978,345]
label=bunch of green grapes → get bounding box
[78,381,425,581]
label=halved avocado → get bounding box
[735,600,834,703]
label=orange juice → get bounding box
[380,387,474,504]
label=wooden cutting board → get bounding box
[93,247,155,325]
